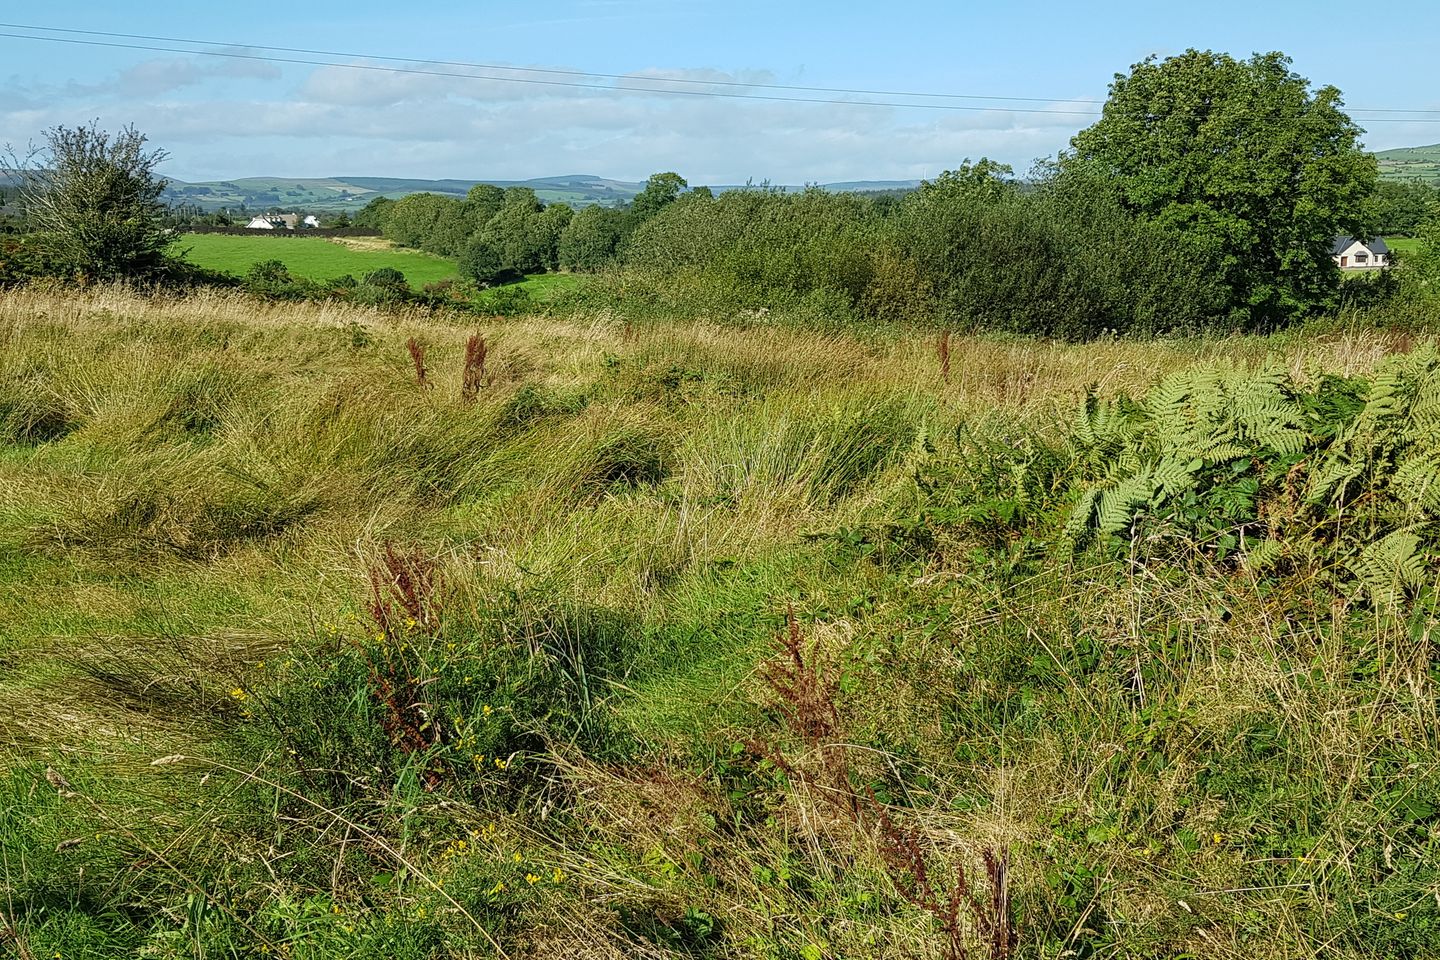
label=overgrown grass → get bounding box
[1,285,1436,959]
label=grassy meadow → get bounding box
[2,285,1439,959]
[176,233,461,286]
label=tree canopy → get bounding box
[1065,50,1378,325]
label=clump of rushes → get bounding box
[406,336,428,386]
[460,333,487,403]
[938,329,952,384]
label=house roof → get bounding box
[1332,236,1390,255]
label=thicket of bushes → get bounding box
[393,164,1432,340]
[356,173,687,285]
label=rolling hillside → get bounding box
[161,173,927,212]
[1377,142,1440,185]
[161,174,638,212]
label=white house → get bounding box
[302,215,321,228]
[246,214,304,230]
[1332,236,1390,271]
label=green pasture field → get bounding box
[175,233,460,287]
[503,271,584,300]
[174,234,586,300]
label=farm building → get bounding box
[246,214,308,230]
[1332,236,1390,270]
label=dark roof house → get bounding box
[1332,236,1391,270]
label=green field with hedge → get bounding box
[175,233,460,286]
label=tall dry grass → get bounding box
[0,284,1434,959]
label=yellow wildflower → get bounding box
[228,688,248,702]
[526,873,539,885]
[552,867,565,883]
[513,852,522,863]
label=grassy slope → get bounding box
[1,286,1436,959]
[176,233,461,286]
[1377,143,1440,185]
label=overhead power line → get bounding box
[2,24,1440,122]
[0,31,1106,116]
[0,21,1108,106]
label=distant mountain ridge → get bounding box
[160,173,925,212]
[148,144,1440,212]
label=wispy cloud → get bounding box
[0,54,1090,182]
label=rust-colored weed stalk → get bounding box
[748,605,858,819]
[406,337,428,386]
[872,798,1015,960]
[461,333,487,402]
[362,544,446,788]
[751,606,1016,960]
[938,330,952,384]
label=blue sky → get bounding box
[3,0,1438,183]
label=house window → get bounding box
[1354,252,1369,264]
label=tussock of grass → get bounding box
[1,285,1437,959]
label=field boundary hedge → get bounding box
[176,226,382,238]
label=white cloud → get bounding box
[112,53,282,97]
[0,55,1091,183]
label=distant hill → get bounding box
[161,174,928,212]
[161,174,637,212]
[1377,144,1440,186]
[152,142,1440,214]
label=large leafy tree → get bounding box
[5,122,171,280]
[480,187,549,275]
[628,172,687,223]
[558,205,626,271]
[1065,50,1378,326]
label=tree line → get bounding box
[351,172,689,283]
[3,50,1440,337]
[352,50,1438,336]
